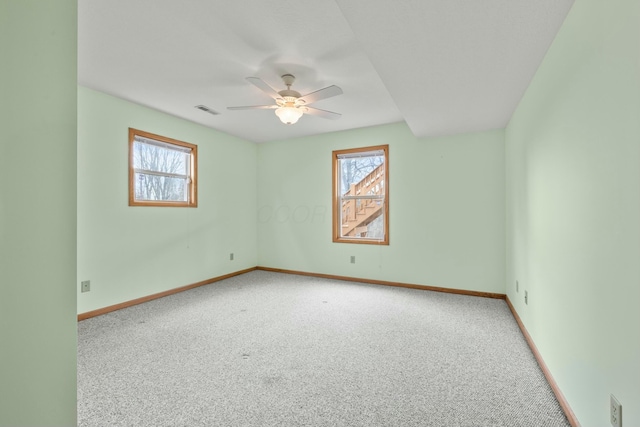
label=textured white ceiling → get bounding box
[78,0,574,143]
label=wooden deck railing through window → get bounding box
[340,163,385,237]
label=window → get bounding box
[333,145,388,244]
[128,128,197,207]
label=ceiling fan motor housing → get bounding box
[277,94,303,107]
[278,74,305,105]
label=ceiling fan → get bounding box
[227,74,343,125]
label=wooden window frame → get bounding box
[128,128,198,207]
[332,145,389,245]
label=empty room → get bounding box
[1,0,639,426]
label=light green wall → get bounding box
[0,2,78,426]
[505,0,640,425]
[77,87,258,313]
[258,123,505,294]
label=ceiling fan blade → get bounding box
[246,77,282,100]
[299,85,343,105]
[303,106,342,120]
[227,105,277,110]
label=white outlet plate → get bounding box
[350,256,355,264]
[81,280,90,293]
[524,290,528,305]
[516,280,519,292]
[611,394,622,427]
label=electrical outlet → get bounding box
[524,290,528,305]
[516,280,519,292]
[81,280,90,293]
[230,253,234,261]
[611,394,622,427]
[350,256,355,264]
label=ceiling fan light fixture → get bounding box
[275,106,303,125]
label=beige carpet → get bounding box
[78,271,570,426]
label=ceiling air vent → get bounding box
[195,105,220,115]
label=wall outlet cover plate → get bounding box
[611,394,622,427]
[81,280,91,293]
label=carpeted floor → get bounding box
[77,271,571,426]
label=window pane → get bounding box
[340,198,384,239]
[338,155,384,196]
[134,141,188,175]
[135,173,187,202]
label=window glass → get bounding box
[333,145,388,244]
[128,128,197,207]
